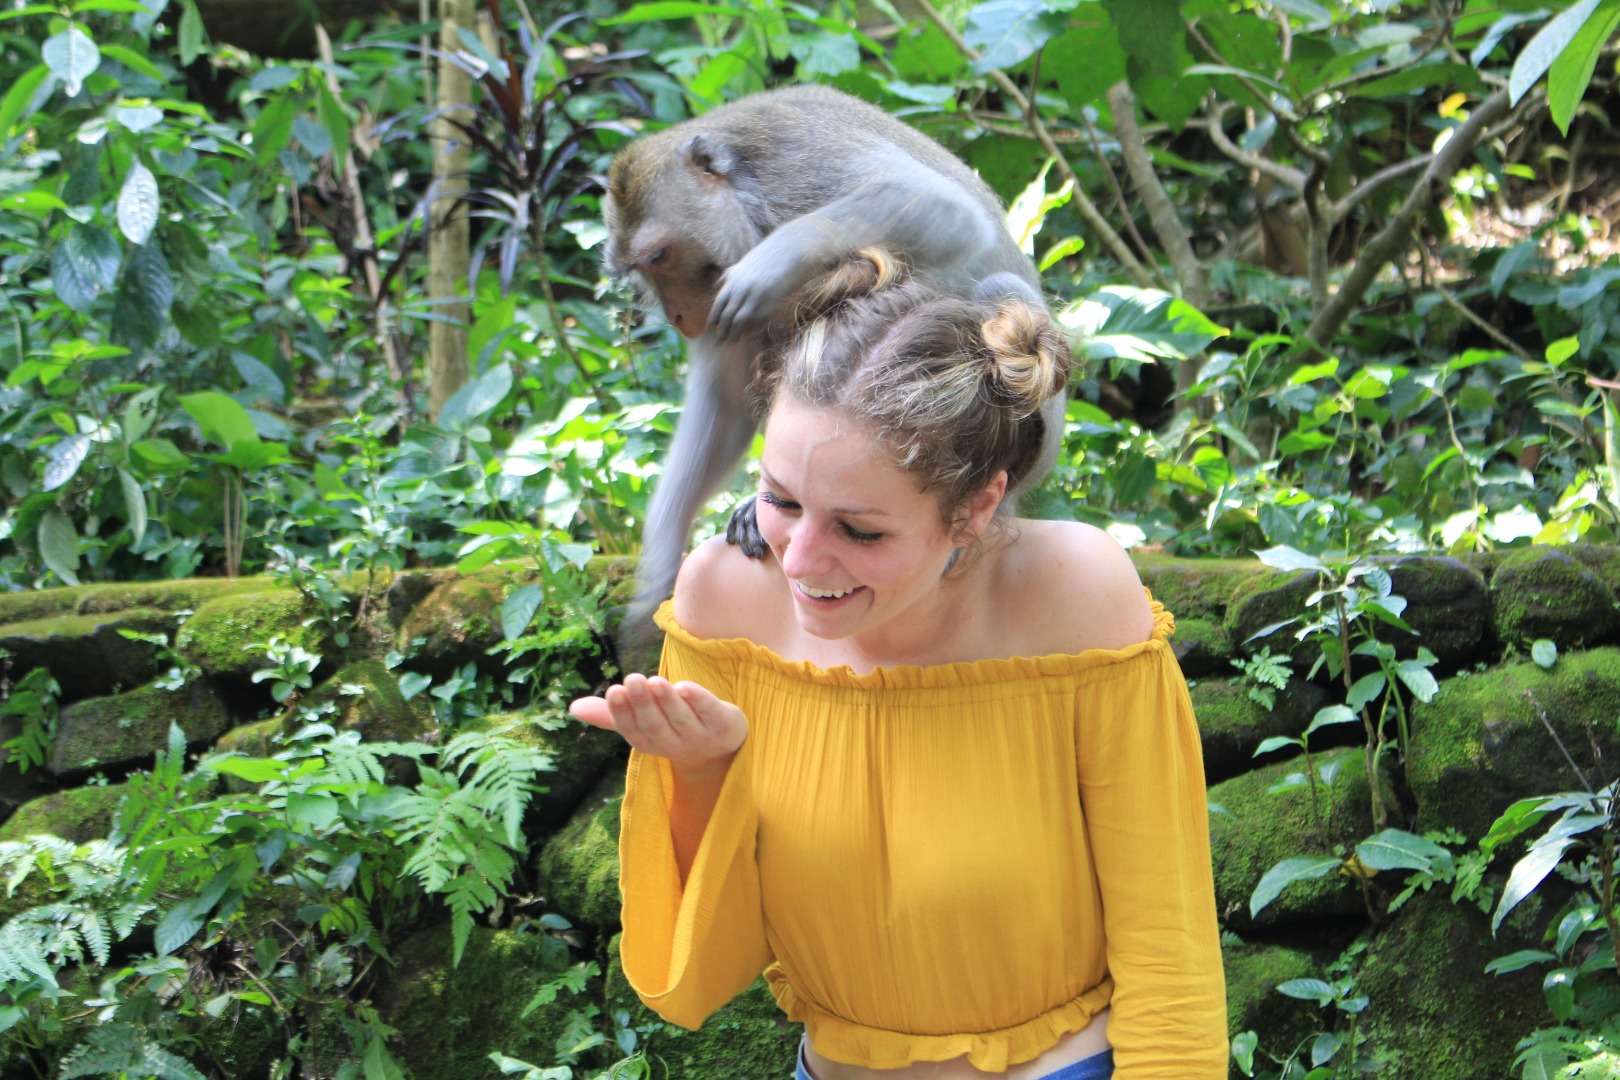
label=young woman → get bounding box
[571,251,1227,1079]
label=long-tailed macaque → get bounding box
[604,85,1066,638]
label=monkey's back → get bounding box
[617,86,1012,237]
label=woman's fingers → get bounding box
[571,675,743,762]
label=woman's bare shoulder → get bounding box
[1003,520,1155,654]
[670,535,787,642]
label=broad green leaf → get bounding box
[180,390,259,450]
[1494,838,1573,933]
[1532,639,1558,668]
[1394,659,1440,703]
[0,65,50,137]
[439,361,514,428]
[1481,797,1553,856]
[1102,0,1187,79]
[114,103,164,133]
[315,81,350,167]
[202,755,288,783]
[502,582,544,641]
[789,29,861,77]
[1254,545,1324,572]
[1253,735,1300,756]
[51,223,122,312]
[1509,0,1603,105]
[154,899,204,955]
[1346,672,1385,711]
[1305,704,1359,736]
[1352,61,1480,99]
[1231,1030,1257,1076]
[98,43,167,83]
[291,114,331,159]
[287,793,341,832]
[1,190,67,214]
[1276,977,1335,1004]
[249,66,302,91]
[117,161,160,244]
[1483,949,1557,976]
[43,434,91,491]
[1355,829,1447,872]
[38,509,80,585]
[178,0,206,64]
[363,1034,407,1080]
[964,0,1068,73]
[1544,968,1576,1020]
[399,671,432,701]
[1250,854,1341,918]
[602,2,743,23]
[1548,0,1620,134]
[213,440,288,470]
[111,242,175,348]
[252,94,297,164]
[117,467,147,544]
[1061,287,1225,364]
[43,26,100,96]
[133,437,189,469]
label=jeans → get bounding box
[794,1041,1113,1080]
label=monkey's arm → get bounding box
[723,495,769,559]
[710,160,1012,339]
[632,333,760,619]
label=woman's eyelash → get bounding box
[758,490,795,510]
[760,490,883,544]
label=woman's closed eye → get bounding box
[758,490,884,545]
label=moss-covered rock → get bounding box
[1408,647,1620,840]
[1490,547,1617,652]
[177,588,329,681]
[184,1003,281,1080]
[1193,677,1330,785]
[303,659,434,743]
[0,608,175,701]
[383,567,457,628]
[1567,544,1620,599]
[1173,617,1233,678]
[537,771,623,933]
[374,925,581,1079]
[603,932,799,1080]
[467,711,623,838]
[1378,555,1489,667]
[1136,556,1267,625]
[1223,940,1326,1065]
[1353,889,1547,1079]
[1208,748,1374,931]
[0,782,128,844]
[1224,569,1321,667]
[395,574,508,677]
[73,577,272,616]
[49,679,232,776]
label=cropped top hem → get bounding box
[766,967,1116,1072]
[651,596,1177,688]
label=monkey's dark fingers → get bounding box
[724,496,771,559]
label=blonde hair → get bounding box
[753,248,1069,529]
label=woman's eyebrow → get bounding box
[758,465,897,518]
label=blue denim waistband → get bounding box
[794,1041,1113,1080]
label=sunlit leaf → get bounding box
[117,161,160,244]
[43,25,100,96]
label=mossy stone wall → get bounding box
[3,545,1619,1078]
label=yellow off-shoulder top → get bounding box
[617,598,1227,1078]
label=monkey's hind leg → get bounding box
[723,495,770,558]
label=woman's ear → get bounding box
[960,470,1009,539]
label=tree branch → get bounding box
[1204,101,1308,191]
[1107,82,1206,308]
[1304,89,1512,350]
[909,0,1157,289]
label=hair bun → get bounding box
[980,303,1071,414]
[791,247,907,331]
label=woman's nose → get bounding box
[778,520,830,578]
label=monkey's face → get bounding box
[754,398,1004,648]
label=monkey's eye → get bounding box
[647,248,668,265]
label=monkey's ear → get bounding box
[681,133,741,184]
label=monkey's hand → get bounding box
[708,241,818,342]
[724,495,770,559]
[570,673,747,769]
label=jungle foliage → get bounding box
[1,0,1619,1075]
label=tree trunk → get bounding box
[427,0,474,421]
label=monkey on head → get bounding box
[604,85,1066,650]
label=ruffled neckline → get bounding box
[652,591,1176,690]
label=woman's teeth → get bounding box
[801,585,856,599]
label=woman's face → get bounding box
[755,396,1000,645]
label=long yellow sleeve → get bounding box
[1076,645,1228,1077]
[615,637,772,1029]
